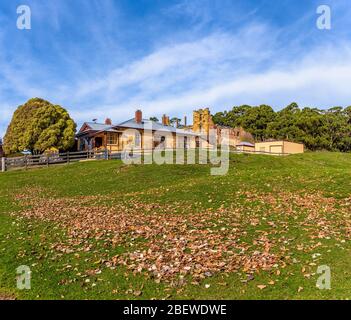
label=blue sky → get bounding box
[1,0,351,136]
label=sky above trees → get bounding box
[1,0,351,137]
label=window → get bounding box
[135,132,141,147]
[107,133,118,145]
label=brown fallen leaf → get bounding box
[133,290,142,296]
[257,285,267,290]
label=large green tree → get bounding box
[236,105,276,141]
[4,98,76,155]
[267,103,303,141]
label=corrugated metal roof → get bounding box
[78,119,200,136]
[116,119,199,136]
[84,122,118,132]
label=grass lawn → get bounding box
[0,152,350,300]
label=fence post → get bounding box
[67,151,70,164]
[25,155,28,170]
[1,157,6,172]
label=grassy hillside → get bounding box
[0,152,350,300]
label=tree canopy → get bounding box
[149,117,159,122]
[213,103,351,151]
[170,117,181,126]
[4,98,76,155]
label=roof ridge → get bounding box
[85,121,113,125]
[117,118,135,126]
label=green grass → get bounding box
[0,152,350,300]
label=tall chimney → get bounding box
[162,114,169,126]
[135,110,142,124]
[184,116,187,127]
[105,118,112,125]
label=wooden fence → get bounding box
[0,150,123,172]
[1,148,290,172]
[230,150,289,156]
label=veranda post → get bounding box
[1,157,6,172]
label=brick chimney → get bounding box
[105,118,112,125]
[135,110,142,124]
[162,114,170,126]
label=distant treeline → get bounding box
[213,103,351,151]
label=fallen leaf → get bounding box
[257,285,267,290]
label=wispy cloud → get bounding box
[74,24,275,100]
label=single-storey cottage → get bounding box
[76,110,201,152]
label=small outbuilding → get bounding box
[255,140,304,155]
[236,142,255,152]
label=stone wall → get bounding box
[192,108,214,134]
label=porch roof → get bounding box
[81,122,119,132]
[76,121,122,137]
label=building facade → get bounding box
[76,110,199,152]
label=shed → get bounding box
[236,142,255,152]
[255,141,304,155]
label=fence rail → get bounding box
[1,148,290,172]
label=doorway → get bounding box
[95,137,103,148]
